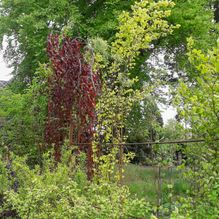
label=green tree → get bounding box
[0,65,48,164]
[161,119,185,140]
[1,0,217,89]
[152,0,218,78]
[173,39,219,218]
[178,38,219,139]
[126,97,163,143]
[0,0,81,87]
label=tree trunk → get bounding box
[214,1,219,23]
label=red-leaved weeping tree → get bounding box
[45,34,100,180]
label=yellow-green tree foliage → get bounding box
[112,0,179,69]
[173,39,219,218]
[178,38,219,139]
[96,0,179,143]
[93,0,179,182]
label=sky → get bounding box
[159,104,177,125]
[0,51,12,81]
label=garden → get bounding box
[0,0,218,218]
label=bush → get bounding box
[0,150,154,219]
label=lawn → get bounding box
[124,164,189,205]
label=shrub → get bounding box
[0,150,154,219]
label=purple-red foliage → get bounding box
[45,34,100,179]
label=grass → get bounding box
[124,164,189,204]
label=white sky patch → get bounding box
[0,39,13,81]
[0,51,13,81]
[159,103,177,125]
[157,86,177,125]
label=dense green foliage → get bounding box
[0,0,81,86]
[0,65,48,164]
[1,0,217,86]
[0,150,153,218]
[171,40,219,219]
